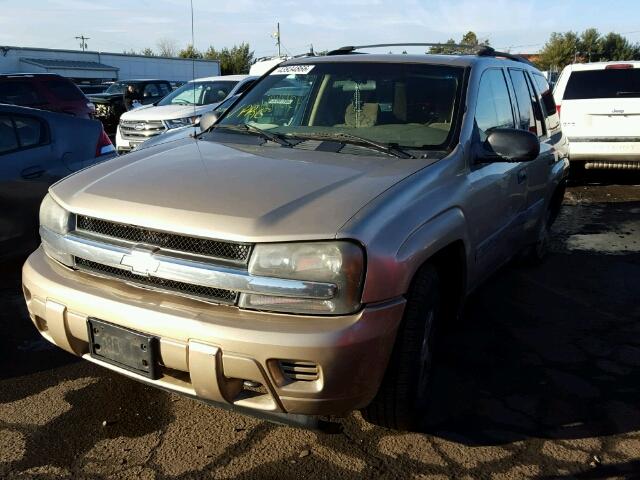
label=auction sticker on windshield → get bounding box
[271,65,315,75]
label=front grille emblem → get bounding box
[134,123,146,131]
[120,246,160,277]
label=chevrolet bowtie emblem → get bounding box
[120,246,160,276]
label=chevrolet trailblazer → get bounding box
[22,44,568,431]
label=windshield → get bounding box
[104,82,130,95]
[216,63,464,149]
[158,80,238,106]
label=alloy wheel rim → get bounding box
[416,309,435,404]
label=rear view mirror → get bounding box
[199,111,220,132]
[479,128,540,163]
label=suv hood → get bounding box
[51,140,428,242]
[86,93,121,104]
[121,103,217,121]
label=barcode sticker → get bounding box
[271,65,315,75]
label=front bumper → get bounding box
[115,126,143,153]
[22,248,404,420]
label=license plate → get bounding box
[87,318,159,379]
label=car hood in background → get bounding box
[51,140,428,243]
[86,93,122,103]
[120,104,218,121]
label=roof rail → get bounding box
[476,47,534,65]
[326,43,534,65]
[327,43,484,55]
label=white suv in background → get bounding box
[554,61,640,171]
[115,75,257,153]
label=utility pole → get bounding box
[75,35,90,51]
[273,22,281,57]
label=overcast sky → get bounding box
[1,0,639,56]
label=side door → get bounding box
[507,68,555,233]
[466,68,528,281]
[0,113,55,256]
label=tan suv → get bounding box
[22,44,569,431]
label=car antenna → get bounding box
[190,0,197,132]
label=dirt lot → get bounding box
[1,173,639,479]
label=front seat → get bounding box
[344,103,379,127]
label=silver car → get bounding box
[22,45,568,431]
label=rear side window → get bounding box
[47,79,85,101]
[0,80,45,106]
[14,115,49,148]
[564,68,640,99]
[0,115,19,153]
[0,114,48,154]
[509,69,545,137]
[532,74,559,130]
[475,69,514,140]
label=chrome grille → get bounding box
[119,119,166,141]
[75,257,238,304]
[76,216,251,264]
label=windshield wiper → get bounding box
[212,124,292,147]
[616,91,640,97]
[286,132,415,159]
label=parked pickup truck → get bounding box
[87,79,172,135]
[23,45,568,431]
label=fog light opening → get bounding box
[22,284,32,302]
[34,315,48,332]
[242,380,267,395]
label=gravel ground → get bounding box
[1,173,639,479]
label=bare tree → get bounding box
[156,38,178,57]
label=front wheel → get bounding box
[361,264,441,431]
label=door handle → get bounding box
[21,167,45,180]
[517,168,527,184]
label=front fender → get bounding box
[361,207,471,303]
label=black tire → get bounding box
[522,181,565,265]
[361,264,441,431]
[522,208,552,265]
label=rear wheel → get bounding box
[361,264,441,431]
[522,181,566,265]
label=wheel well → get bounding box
[548,180,567,227]
[417,240,466,320]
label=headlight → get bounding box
[166,116,199,129]
[239,241,364,315]
[39,194,73,265]
[40,194,71,235]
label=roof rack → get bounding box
[326,43,533,65]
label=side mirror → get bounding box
[479,128,540,163]
[199,111,220,132]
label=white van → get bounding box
[116,75,257,153]
[554,61,640,170]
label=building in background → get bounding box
[0,46,220,84]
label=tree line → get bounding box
[536,29,640,71]
[120,28,639,76]
[123,39,254,75]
